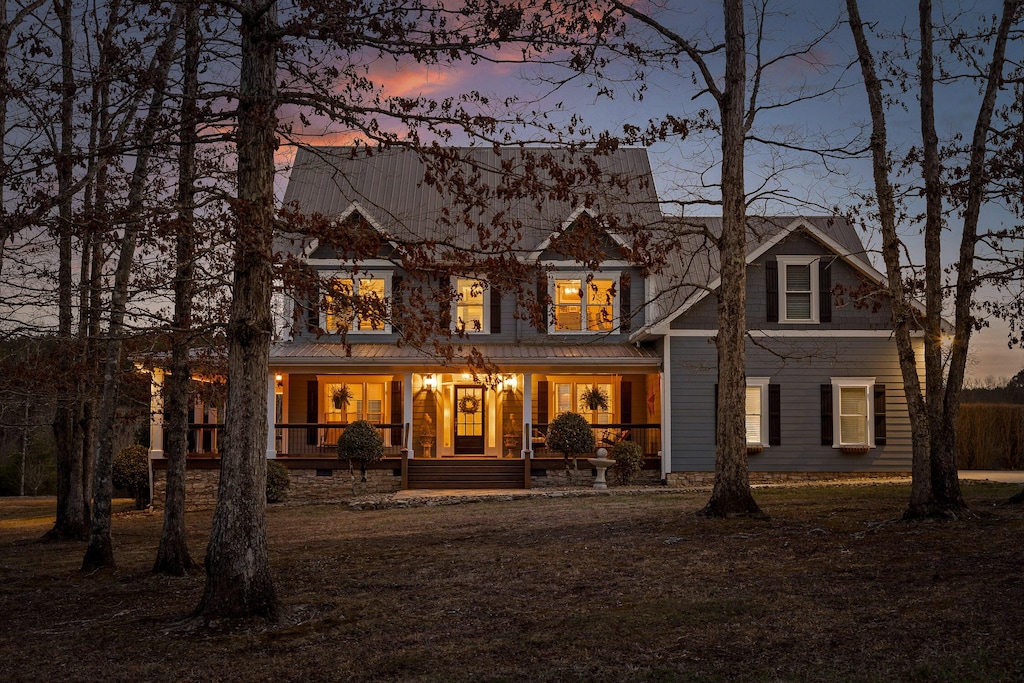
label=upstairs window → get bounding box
[776,256,819,323]
[453,277,489,334]
[552,275,616,333]
[323,272,392,333]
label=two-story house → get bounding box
[149,146,918,500]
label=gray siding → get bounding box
[671,229,894,331]
[669,335,921,472]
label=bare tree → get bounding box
[846,0,1021,518]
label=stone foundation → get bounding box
[529,466,662,488]
[151,459,402,510]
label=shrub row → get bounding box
[957,404,1024,470]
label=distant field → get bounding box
[2,484,1023,682]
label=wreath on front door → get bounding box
[458,395,480,414]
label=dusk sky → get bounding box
[279,0,1022,381]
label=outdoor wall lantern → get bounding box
[423,374,436,392]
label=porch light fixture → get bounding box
[275,373,283,388]
[503,375,518,392]
[423,374,436,392]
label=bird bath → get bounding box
[587,447,614,489]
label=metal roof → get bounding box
[270,340,660,368]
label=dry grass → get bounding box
[2,483,1023,682]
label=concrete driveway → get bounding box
[960,470,1024,483]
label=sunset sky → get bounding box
[279,0,1022,381]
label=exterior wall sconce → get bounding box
[503,375,518,392]
[424,374,436,392]
[275,373,283,388]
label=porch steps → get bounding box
[405,458,526,490]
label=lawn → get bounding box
[1,483,1022,682]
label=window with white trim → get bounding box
[452,277,489,334]
[777,256,819,323]
[323,272,392,333]
[745,377,770,446]
[831,377,875,447]
[554,381,615,425]
[551,274,616,333]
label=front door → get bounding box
[454,385,485,455]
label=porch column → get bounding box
[148,367,165,460]
[521,371,533,458]
[266,374,277,459]
[661,344,671,477]
[404,371,414,457]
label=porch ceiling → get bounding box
[270,341,660,369]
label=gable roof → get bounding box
[640,216,882,336]
[277,146,663,260]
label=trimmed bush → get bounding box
[610,440,644,486]
[337,419,384,483]
[546,411,596,476]
[113,444,150,509]
[266,459,290,503]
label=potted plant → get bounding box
[337,419,384,492]
[420,412,435,458]
[503,413,519,457]
[579,385,610,412]
[546,411,596,483]
[332,384,354,411]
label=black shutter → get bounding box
[537,380,549,425]
[820,384,833,446]
[438,275,451,330]
[766,260,778,323]
[874,384,887,446]
[306,379,319,445]
[619,275,631,333]
[768,384,781,446]
[391,380,403,446]
[535,270,549,331]
[490,287,501,333]
[621,381,633,425]
[713,383,718,445]
[391,275,403,335]
[819,260,832,323]
[307,275,320,333]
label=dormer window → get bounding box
[453,277,489,334]
[551,274,616,333]
[323,271,392,333]
[777,256,819,323]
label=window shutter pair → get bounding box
[820,384,886,446]
[306,380,319,445]
[765,259,832,323]
[619,276,631,333]
[535,271,549,331]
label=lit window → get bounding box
[325,382,385,424]
[552,275,616,332]
[777,256,819,323]
[453,277,488,334]
[745,377,770,446]
[553,381,614,425]
[831,378,874,447]
[323,272,391,333]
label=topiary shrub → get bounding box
[266,459,291,503]
[337,419,384,486]
[546,411,596,480]
[113,444,150,509]
[610,440,644,486]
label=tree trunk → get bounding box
[700,0,761,518]
[46,0,88,542]
[195,0,278,619]
[846,0,934,517]
[155,1,200,576]
[929,0,1015,515]
[82,9,182,571]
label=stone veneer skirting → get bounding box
[151,457,908,509]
